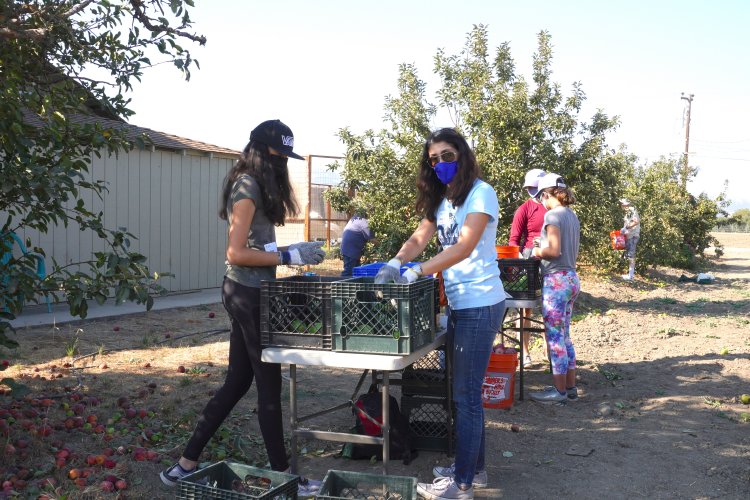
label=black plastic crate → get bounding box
[176,460,298,500]
[261,276,346,350]
[332,277,435,355]
[400,394,454,454]
[401,347,448,397]
[497,258,542,299]
[317,470,416,500]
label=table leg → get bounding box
[382,371,390,475]
[289,364,298,475]
[518,309,525,400]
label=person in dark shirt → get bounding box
[340,210,374,276]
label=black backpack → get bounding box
[341,384,416,465]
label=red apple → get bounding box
[177,365,186,373]
[115,479,128,490]
[68,468,82,480]
[112,325,120,332]
[208,311,215,318]
[101,480,115,492]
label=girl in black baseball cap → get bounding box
[161,119,323,495]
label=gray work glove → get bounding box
[521,247,533,259]
[287,241,326,265]
[374,259,402,284]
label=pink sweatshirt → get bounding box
[509,198,547,249]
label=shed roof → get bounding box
[23,110,240,157]
[73,114,241,157]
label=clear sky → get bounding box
[129,0,750,212]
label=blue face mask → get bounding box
[434,161,458,185]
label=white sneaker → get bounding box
[432,463,487,488]
[621,274,632,281]
[418,477,473,499]
[530,386,567,404]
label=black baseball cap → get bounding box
[249,119,304,160]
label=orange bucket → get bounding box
[482,353,518,409]
[496,245,520,259]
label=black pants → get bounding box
[183,278,288,471]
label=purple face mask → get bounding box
[434,161,458,184]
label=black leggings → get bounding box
[182,278,288,471]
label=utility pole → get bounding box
[680,92,694,189]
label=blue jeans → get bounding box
[341,254,361,277]
[447,300,504,487]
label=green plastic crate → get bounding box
[317,470,416,500]
[331,277,435,355]
[261,276,347,350]
[176,460,298,500]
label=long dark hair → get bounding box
[219,141,299,225]
[415,128,481,222]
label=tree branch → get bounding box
[63,0,97,18]
[129,0,206,45]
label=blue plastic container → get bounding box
[352,261,420,277]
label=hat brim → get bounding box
[287,151,305,160]
[526,186,539,197]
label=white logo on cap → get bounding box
[281,135,294,147]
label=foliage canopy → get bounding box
[0,0,206,347]
[326,25,725,274]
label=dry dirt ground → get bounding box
[2,233,749,499]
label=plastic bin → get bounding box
[496,245,520,259]
[352,261,420,277]
[332,277,435,355]
[176,460,298,500]
[401,347,448,397]
[482,352,518,409]
[260,276,347,350]
[400,394,454,453]
[317,470,417,500]
[497,258,542,299]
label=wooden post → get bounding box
[305,155,312,242]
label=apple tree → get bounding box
[0,0,206,348]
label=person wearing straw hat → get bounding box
[529,173,581,404]
[619,198,640,281]
[375,127,504,499]
[508,168,547,367]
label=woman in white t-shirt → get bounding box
[375,128,504,500]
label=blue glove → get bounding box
[374,259,402,284]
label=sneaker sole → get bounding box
[159,471,178,487]
[418,484,474,500]
[432,470,487,489]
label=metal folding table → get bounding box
[501,297,544,400]
[261,332,447,475]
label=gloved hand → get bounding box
[621,227,629,236]
[284,241,326,265]
[374,259,402,284]
[521,247,533,259]
[397,267,420,284]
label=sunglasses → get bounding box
[428,150,457,167]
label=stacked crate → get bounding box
[497,258,542,299]
[332,277,435,355]
[400,346,454,454]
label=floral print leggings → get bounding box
[542,270,581,375]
